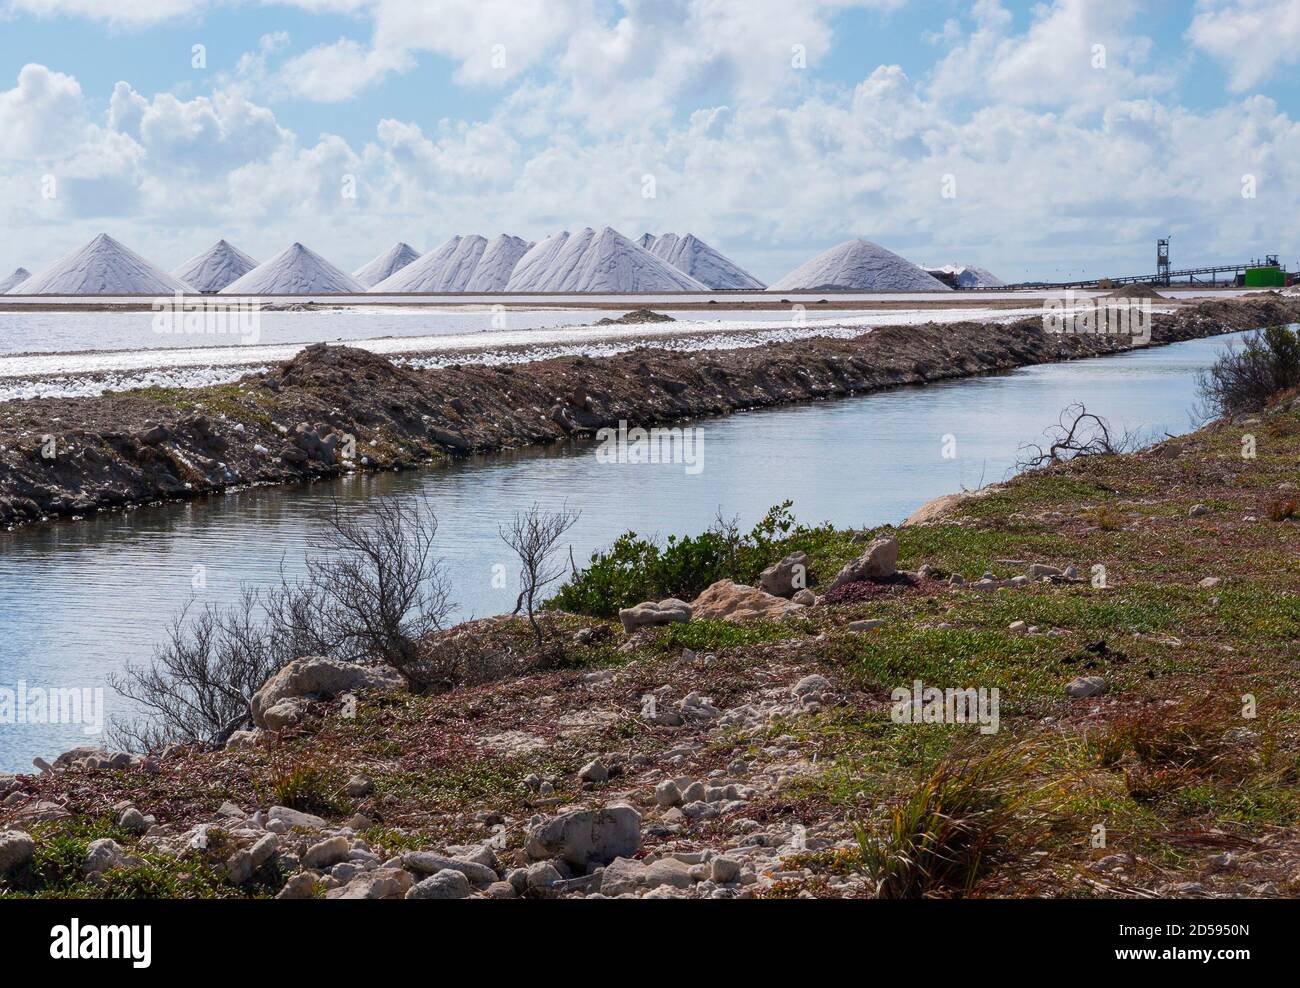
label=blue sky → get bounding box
[1,0,1298,283]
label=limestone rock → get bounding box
[689,580,801,623]
[0,830,34,874]
[618,599,692,633]
[303,836,351,869]
[829,537,899,589]
[525,805,641,869]
[903,494,968,527]
[406,869,472,900]
[84,838,125,875]
[251,656,403,729]
[1066,676,1107,699]
[268,806,327,830]
[328,868,414,899]
[758,552,810,598]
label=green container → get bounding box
[1244,266,1286,288]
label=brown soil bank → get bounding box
[2,295,1298,528]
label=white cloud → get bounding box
[1188,0,1300,91]
[272,37,410,102]
[0,63,89,159]
[929,0,1171,112]
[3,0,206,26]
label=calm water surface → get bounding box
[0,333,1235,770]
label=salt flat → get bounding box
[0,304,1121,401]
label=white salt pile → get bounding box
[532,227,597,290]
[0,267,31,294]
[371,235,490,292]
[508,227,706,292]
[466,234,532,292]
[173,240,259,293]
[648,232,766,289]
[354,243,421,289]
[769,239,950,292]
[506,231,573,291]
[440,235,489,291]
[926,264,1005,289]
[220,243,364,294]
[11,234,194,295]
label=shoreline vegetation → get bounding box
[3,293,1300,530]
[1,324,1298,900]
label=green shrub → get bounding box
[550,502,817,617]
[854,743,1050,898]
[1197,325,1300,415]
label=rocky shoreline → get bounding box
[3,368,1298,899]
[3,294,1297,529]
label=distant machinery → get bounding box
[992,239,1290,291]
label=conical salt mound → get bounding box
[0,267,32,294]
[439,235,489,291]
[221,243,364,294]
[545,227,707,292]
[925,264,1005,289]
[354,243,420,289]
[506,231,572,291]
[13,234,194,295]
[769,239,950,292]
[371,235,489,292]
[173,240,259,293]
[531,227,597,291]
[650,233,766,289]
[466,234,532,291]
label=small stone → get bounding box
[249,833,279,868]
[681,781,707,803]
[829,537,898,589]
[406,868,473,899]
[276,872,317,899]
[526,861,563,891]
[0,830,35,874]
[343,774,373,798]
[302,835,351,869]
[792,589,816,606]
[710,856,742,883]
[1008,621,1028,636]
[118,807,148,834]
[578,759,608,783]
[654,780,682,809]
[847,619,885,633]
[329,868,414,899]
[267,806,326,830]
[84,838,125,875]
[401,852,497,886]
[485,881,517,899]
[226,850,255,885]
[1189,504,1209,518]
[1198,577,1222,590]
[643,857,693,889]
[792,675,830,699]
[1066,676,1107,699]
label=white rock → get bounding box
[1066,676,1107,699]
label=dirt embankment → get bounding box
[2,295,1297,528]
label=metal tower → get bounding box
[1157,238,1171,286]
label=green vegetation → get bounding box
[550,502,858,617]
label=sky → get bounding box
[1,0,1298,285]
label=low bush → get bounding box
[854,743,1053,898]
[1197,325,1300,416]
[550,502,827,617]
